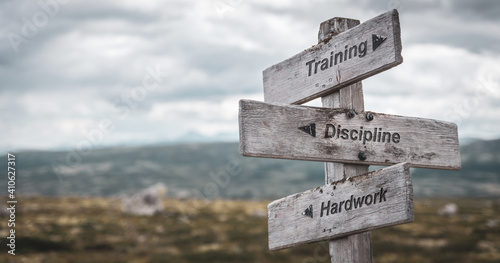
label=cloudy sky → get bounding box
[1,0,499,153]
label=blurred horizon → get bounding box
[2,139,500,199]
[2,133,494,154]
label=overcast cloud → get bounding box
[1,0,499,152]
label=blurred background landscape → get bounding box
[1,0,500,262]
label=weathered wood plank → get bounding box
[239,99,461,170]
[263,9,402,105]
[268,162,414,250]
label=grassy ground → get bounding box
[0,196,499,263]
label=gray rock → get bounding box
[122,183,167,216]
[438,203,458,216]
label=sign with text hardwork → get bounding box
[268,162,413,250]
[239,100,461,170]
[263,9,402,105]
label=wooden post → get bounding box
[320,17,373,263]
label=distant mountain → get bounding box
[459,137,483,146]
[1,139,499,199]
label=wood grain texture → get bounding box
[263,9,402,105]
[268,163,414,250]
[322,64,372,263]
[318,17,360,43]
[328,232,372,263]
[239,99,461,170]
[321,18,372,263]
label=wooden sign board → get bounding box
[263,9,402,105]
[268,162,413,250]
[239,100,461,170]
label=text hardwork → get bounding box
[325,124,400,145]
[320,187,388,217]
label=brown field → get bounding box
[0,196,499,263]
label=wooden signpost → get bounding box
[268,162,413,250]
[238,9,461,263]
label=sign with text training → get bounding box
[263,9,402,105]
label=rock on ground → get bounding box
[438,203,458,216]
[122,183,167,216]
